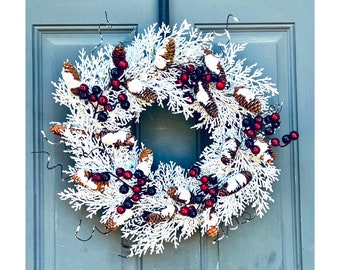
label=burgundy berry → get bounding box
[123,170,133,179]
[255,115,263,123]
[118,60,128,69]
[78,83,89,93]
[91,173,103,182]
[251,145,261,155]
[246,129,256,138]
[111,79,121,90]
[98,95,108,106]
[200,183,209,192]
[200,175,209,184]
[131,193,141,202]
[115,167,125,177]
[104,104,113,111]
[254,123,262,131]
[132,185,142,193]
[117,205,126,214]
[88,93,97,102]
[180,73,189,82]
[270,138,280,147]
[204,198,214,208]
[118,93,128,102]
[290,131,299,140]
[180,206,189,216]
[216,81,226,90]
[186,64,195,73]
[270,112,280,122]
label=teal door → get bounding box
[26,0,314,269]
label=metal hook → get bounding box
[212,226,226,244]
[91,11,113,55]
[225,13,240,46]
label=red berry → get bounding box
[216,81,226,90]
[91,173,103,182]
[203,74,211,83]
[271,112,280,122]
[254,123,262,131]
[180,73,189,82]
[111,79,121,90]
[186,64,195,73]
[137,178,147,186]
[204,199,214,208]
[131,193,141,201]
[271,138,280,147]
[200,175,209,184]
[104,104,113,111]
[123,170,133,179]
[115,167,125,177]
[117,205,126,214]
[188,169,198,177]
[132,185,142,193]
[78,83,89,92]
[200,183,209,191]
[118,60,128,69]
[88,94,97,102]
[118,93,128,102]
[246,129,256,137]
[176,79,184,86]
[98,95,108,106]
[255,115,263,123]
[290,131,299,140]
[180,206,189,216]
[209,188,217,196]
[251,145,261,155]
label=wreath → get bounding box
[45,20,299,257]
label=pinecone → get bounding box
[163,38,175,67]
[105,218,119,232]
[134,88,158,104]
[112,44,126,67]
[194,82,219,118]
[146,213,164,224]
[234,86,262,114]
[217,62,227,84]
[63,61,81,95]
[50,124,86,137]
[206,225,219,237]
[139,148,153,162]
[219,171,252,196]
[256,137,276,163]
[71,170,91,187]
[221,138,241,165]
[167,187,179,201]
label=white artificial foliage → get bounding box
[45,20,294,257]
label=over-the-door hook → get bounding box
[91,11,113,55]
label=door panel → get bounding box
[27,0,314,269]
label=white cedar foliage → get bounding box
[50,20,281,257]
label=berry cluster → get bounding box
[242,111,299,154]
[77,84,114,122]
[109,66,131,110]
[115,167,156,214]
[175,165,219,218]
[177,64,229,103]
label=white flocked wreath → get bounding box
[46,20,299,257]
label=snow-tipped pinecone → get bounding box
[219,171,252,196]
[163,38,175,67]
[134,87,158,104]
[112,44,126,67]
[194,82,219,118]
[206,226,219,237]
[105,218,119,232]
[146,213,164,224]
[221,138,241,165]
[234,86,262,114]
[63,61,81,95]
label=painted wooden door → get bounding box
[26,0,314,269]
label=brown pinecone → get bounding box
[217,62,227,84]
[234,86,262,114]
[221,138,241,165]
[112,44,126,67]
[71,170,91,187]
[146,213,164,224]
[256,137,276,163]
[139,148,153,162]
[105,218,119,232]
[206,225,219,237]
[63,61,81,95]
[167,187,179,201]
[50,124,86,137]
[163,38,175,67]
[194,82,219,118]
[219,171,252,197]
[134,88,158,104]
